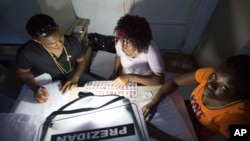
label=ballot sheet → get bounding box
[83,81,137,99]
[11,73,70,117]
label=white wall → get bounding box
[37,0,76,34]
[0,0,42,44]
[71,0,132,35]
[129,0,200,51]
[194,0,250,67]
[0,0,76,44]
[71,0,201,51]
[0,0,217,55]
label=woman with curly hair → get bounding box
[109,14,165,88]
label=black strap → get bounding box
[46,94,125,121]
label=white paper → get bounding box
[11,74,70,117]
[142,91,153,99]
[90,50,116,79]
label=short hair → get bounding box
[114,14,153,52]
[218,55,250,99]
[26,14,57,38]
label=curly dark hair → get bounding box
[114,14,153,52]
[217,55,250,99]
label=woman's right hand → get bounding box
[34,86,49,103]
[142,102,158,121]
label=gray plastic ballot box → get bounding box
[37,94,149,141]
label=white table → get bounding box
[5,74,197,141]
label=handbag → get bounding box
[37,92,149,141]
[87,33,116,53]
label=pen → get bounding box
[146,110,157,121]
[149,110,157,117]
[37,85,44,90]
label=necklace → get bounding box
[127,50,138,58]
[203,95,242,109]
[46,46,61,49]
[42,45,72,74]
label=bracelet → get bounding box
[37,85,43,90]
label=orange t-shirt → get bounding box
[190,67,250,138]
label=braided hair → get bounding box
[217,55,250,99]
[114,14,153,53]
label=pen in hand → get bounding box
[37,85,43,90]
[35,85,49,103]
[145,110,157,122]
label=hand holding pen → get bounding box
[145,110,157,122]
[34,85,49,103]
[142,102,158,122]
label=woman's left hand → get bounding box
[60,80,78,94]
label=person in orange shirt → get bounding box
[142,55,250,141]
